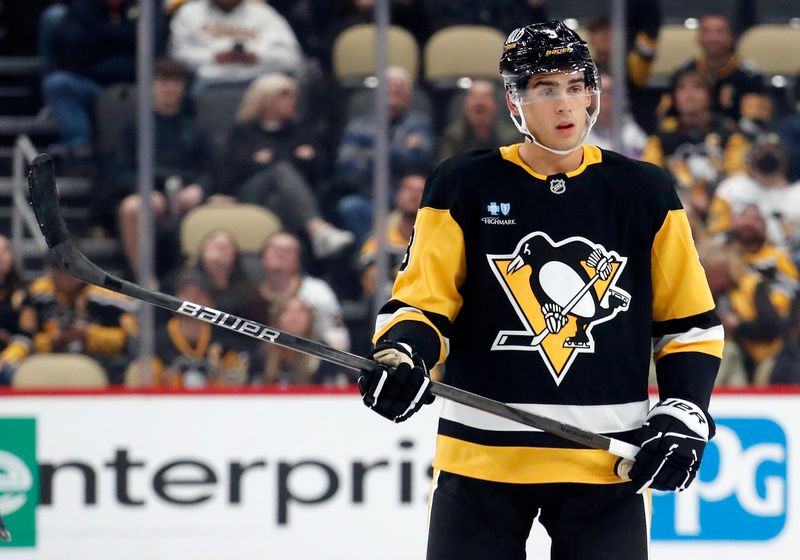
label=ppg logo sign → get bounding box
[652,418,787,541]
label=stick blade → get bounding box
[27,153,70,248]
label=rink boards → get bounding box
[0,388,796,559]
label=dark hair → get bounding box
[399,166,433,180]
[260,230,302,258]
[154,58,191,82]
[670,67,712,96]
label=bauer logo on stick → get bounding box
[487,231,630,384]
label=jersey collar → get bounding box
[499,143,603,180]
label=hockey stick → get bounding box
[26,154,638,476]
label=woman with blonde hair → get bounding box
[212,73,353,259]
[261,296,350,386]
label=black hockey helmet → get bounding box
[500,21,599,97]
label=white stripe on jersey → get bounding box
[440,399,650,434]
[652,325,724,353]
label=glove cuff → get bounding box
[371,341,415,368]
[648,398,710,441]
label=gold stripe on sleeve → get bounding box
[391,207,467,324]
[653,338,724,361]
[652,209,716,321]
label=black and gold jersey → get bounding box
[0,276,135,363]
[374,143,723,485]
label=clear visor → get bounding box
[509,69,600,105]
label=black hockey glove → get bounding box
[358,342,435,423]
[628,398,714,493]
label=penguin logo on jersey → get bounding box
[487,232,631,385]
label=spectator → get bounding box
[728,205,799,291]
[585,72,647,159]
[258,232,350,351]
[437,80,519,163]
[0,236,26,378]
[335,66,434,241]
[708,134,800,254]
[586,5,661,90]
[0,261,136,385]
[642,67,748,219]
[217,73,324,192]
[663,12,769,126]
[169,0,302,89]
[191,229,262,322]
[724,205,797,380]
[697,238,748,387]
[359,171,425,297]
[42,0,139,155]
[212,73,354,260]
[152,273,253,388]
[115,58,211,278]
[260,296,347,385]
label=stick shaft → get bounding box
[27,154,639,463]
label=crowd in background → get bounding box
[1,0,800,389]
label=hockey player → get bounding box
[358,21,723,559]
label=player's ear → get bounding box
[505,91,520,116]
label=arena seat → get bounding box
[180,203,282,258]
[739,24,800,76]
[649,25,700,84]
[424,25,507,86]
[12,353,108,388]
[332,24,420,85]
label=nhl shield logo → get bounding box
[549,178,566,194]
[486,231,631,385]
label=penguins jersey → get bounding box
[373,143,724,485]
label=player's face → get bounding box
[513,71,593,151]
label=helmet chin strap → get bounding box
[509,96,601,157]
